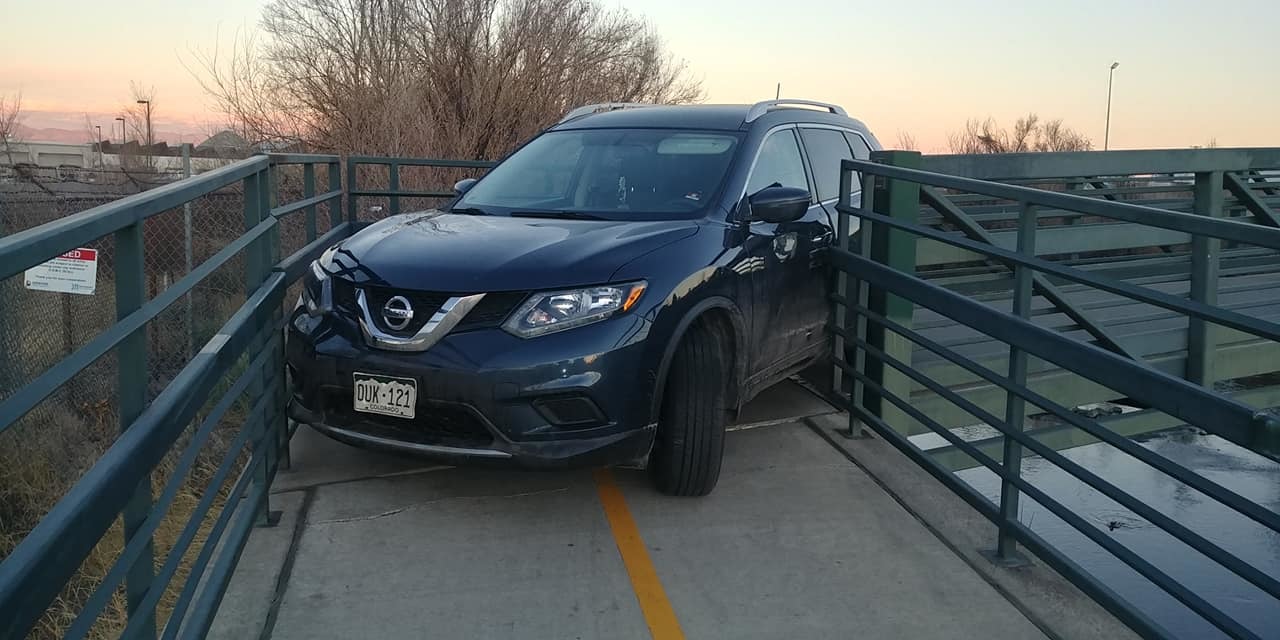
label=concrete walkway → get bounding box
[210,383,1117,639]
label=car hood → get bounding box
[327,211,700,291]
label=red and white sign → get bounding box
[24,248,99,295]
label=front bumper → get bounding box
[286,307,660,469]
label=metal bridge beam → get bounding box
[1223,171,1280,228]
[918,185,1139,361]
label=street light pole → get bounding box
[115,116,125,144]
[1104,61,1119,151]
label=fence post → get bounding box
[116,220,158,637]
[992,202,1036,566]
[303,162,317,242]
[388,161,401,216]
[1187,171,1223,386]
[346,157,358,224]
[243,169,280,527]
[329,161,343,229]
[865,150,921,433]
[182,143,194,358]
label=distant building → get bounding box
[0,140,95,168]
[196,130,251,155]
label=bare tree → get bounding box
[1,91,23,167]
[894,130,918,151]
[948,114,1092,154]
[195,0,703,159]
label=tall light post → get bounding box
[115,116,126,144]
[1104,61,1119,151]
[136,99,152,169]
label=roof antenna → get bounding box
[775,83,781,99]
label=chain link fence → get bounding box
[0,166,262,637]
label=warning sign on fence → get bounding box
[24,248,99,295]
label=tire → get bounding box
[649,320,729,496]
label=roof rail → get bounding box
[745,99,848,123]
[558,103,657,124]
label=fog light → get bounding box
[533,395,606,427]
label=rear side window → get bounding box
[843,132,873,192]
[746,130,808,196]
[799,128,855,202]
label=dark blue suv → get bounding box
[287,100,880,495]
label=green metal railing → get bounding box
[346,156,494,219]
[0,153,349,639]
[828,151,1280,639]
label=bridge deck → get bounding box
[208,382,1100,639]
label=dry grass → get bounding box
[0,283,255,638]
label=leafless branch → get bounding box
[193,0,703,160]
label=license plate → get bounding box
[353,372,417,419]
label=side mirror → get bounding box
[746,186,810,223]
[453,178,478,196]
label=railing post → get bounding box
[1187,171,1223,386]
[866,150,921,432]
[329,161,343,230]
[851,170,875,436]
[303,162,317,242]
[182,143,194,359]
[346,157,358,224]
[389,161,401,216]
[993,202,1036,566]
[832,167,852,394]
[116,220,158,638]
[243,169,280,527]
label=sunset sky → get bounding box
[4,0,1278,151]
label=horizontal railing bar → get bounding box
[0,156,268,280]
[122,392,274,640]
[266,153,341,165]
[67,340,272,637]
[348,156,495,168]
[827,248,1275,457]
[270,189,343,219]
[846,159,1280,250]
[275,222,353,283]
[811,404,1173,639]
[348,189,454,199]
[833,302,1280,535]
[170,442,274,640]
[0,215,278,434]
[155,446,265,640]
[840,333,1280,598]
[919,148,1280,180]
[0,273,286,638]
[837,365,1262,639]
[837,205,1280,345]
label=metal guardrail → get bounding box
[828,152,1280,639]
[346,156,495,218]
[0,153,350,639]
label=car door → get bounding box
[741,127,830,383]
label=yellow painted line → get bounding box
[592,468,686,640]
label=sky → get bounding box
[3,0,1278,151]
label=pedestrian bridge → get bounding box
[0,147,1278,639]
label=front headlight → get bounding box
[502,281,647,338]
[298,257,333,317]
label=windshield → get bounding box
[456,129,740,217]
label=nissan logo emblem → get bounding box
[382,295,414,330]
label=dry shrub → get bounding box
[196,0,703,160]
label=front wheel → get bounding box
[648,320,729,496]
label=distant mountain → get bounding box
[14,110,208,145]
[13,125,92,144]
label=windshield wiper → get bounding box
[449,206,492,216]
[510,210,606,221]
